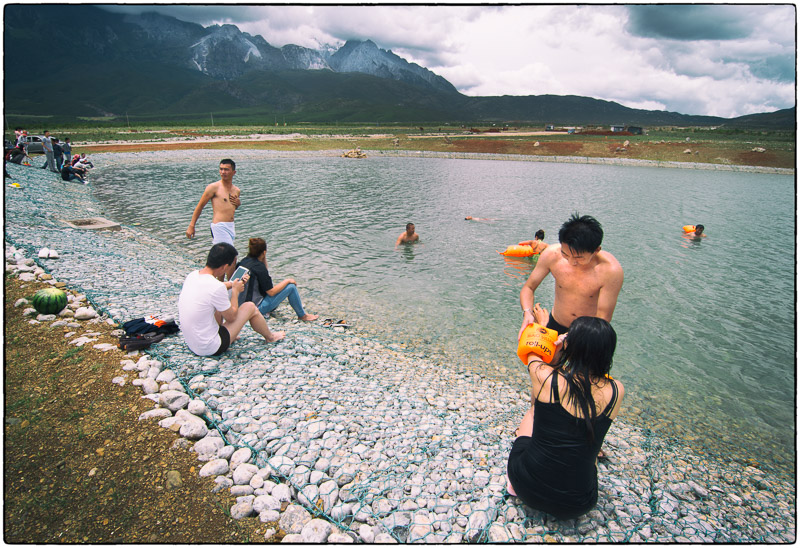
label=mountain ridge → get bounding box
[3,5,794,128]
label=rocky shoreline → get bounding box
[4,160,795,542]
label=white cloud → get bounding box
[100,4,795,117]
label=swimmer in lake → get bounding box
[518,229,548,254]
[396,222,420,246]
[685,224,707,238]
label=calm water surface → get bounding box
[93,152,795,473]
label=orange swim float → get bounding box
[517,323,559,364]
[499,245,537,257]
[683,225,696,233]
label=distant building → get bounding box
[545,124,555,131]
[626,126,645,135]
[610,125,625,132]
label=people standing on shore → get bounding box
[52,138,64,170]
[519,213,623,337]
[178,243,285,357]
[518,229,548,254]
[61,137,72,160]
[507,316,625,519]
[40,130,58,173]
[236,237,319,322]
[396,222,419,246]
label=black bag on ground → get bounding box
[123,316,180,336]
[118,332,165,351]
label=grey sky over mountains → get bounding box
[101,4,796,118]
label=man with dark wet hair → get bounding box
[519,229,547,254]
[178,243,285,356]
[519,213,623,336]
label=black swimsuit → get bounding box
[507,372,619,519]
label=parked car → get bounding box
[17,135,44,154]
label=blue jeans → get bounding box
[257,284,306,318]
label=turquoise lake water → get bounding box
[92,151,795,474]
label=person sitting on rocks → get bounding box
[236,237,318,322]
[507,314,624,519]
[60,162,86,184]
[178,242,285,357]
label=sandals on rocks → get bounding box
[322,319,351,328]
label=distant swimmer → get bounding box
[682,224,707,238]
[465,216,497,222]
[518,229,548,254]
[396,222,420,246]
[519,214,624,337]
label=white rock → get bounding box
[159,390,190,412]
[74,307,97,320]
[279,504,312,535]
[19,273,36,282]
[253,494,281,513]
[48,250,60,259]
[233,463,259,485]
[199,459,230,477]
[139,408,173,421]
[230,500,254,520]
[94,343,118,352]
[300,519,332,543]
[230,447,253,468]
[140,378,159,395]
[193,435,225,457]
[187,399,207,416]
[155,369,177,383]
[38,248,50,258]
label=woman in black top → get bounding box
[236,237,318,322]
[507,315,625,519]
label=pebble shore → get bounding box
[4,159,795,543]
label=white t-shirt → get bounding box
[178,270,231,356]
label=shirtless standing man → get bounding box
[187,158,241,279]
[396,222,420,246]
[519,214,623,338]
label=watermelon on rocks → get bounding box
[31,287,68,315]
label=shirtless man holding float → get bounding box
[519,214,623,338]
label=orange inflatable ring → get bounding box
[517,323,559,364]
[499,245,536,257]
[683,225,696,233]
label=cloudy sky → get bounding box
[102,4,796,118]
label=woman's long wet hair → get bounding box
[550,316,617,442]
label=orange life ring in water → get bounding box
[499,245,536,257]
[517,323,559,364]
[683,225,696,233]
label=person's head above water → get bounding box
[206,242,238,269]
[248,237,267,259]
[694,224,704,234]
[558,213,603,254]
[535,229,545,241]
[406,223,415,233]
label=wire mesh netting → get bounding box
[4,161,794,543]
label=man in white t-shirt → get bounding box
[178,243,285,356]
